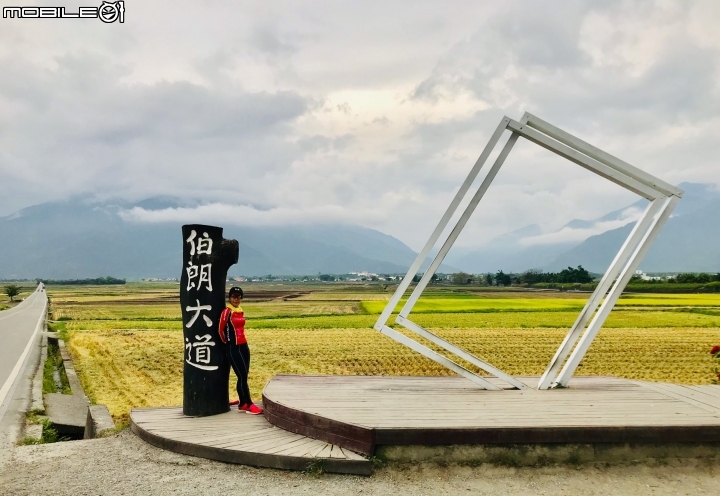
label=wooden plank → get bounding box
[139,423,269,433]
[681,385,720,408]
[213,436,296,454]
[140,421,274,433]
[329,445,345,458]
[267,437,323,456]
[277,439,329,458]
[209,432,301,451]
[305,442,331,459]
[339,448,368,461]
[634,382,720,413]
[315,444,333,458]
[147,428,273,442]
[221,431,304,452]
[158,428,282,446]
[210,431,297,450]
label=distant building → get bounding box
[635,270,663,281]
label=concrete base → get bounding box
[84,405,115,439]
[30,334,48,414]
[377,443,720,467]
[57,340,85,396]
[44,393,89,439]
[24,423,43,440]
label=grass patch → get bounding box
[303,458,326,475]
[361,298,587,314]
[62,310,720,331]
[47,321,68,340]
[18,417,66,445]
[361,294,720,314]
[616,294,720,307]
[96,425,127,438]
[43,341,71,395]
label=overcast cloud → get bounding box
[1,0,718,250]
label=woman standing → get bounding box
[218,286,263,414]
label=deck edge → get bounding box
[374,424,720,445]
[130,409,372,476]
[262,392,375,455]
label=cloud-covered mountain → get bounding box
[546,183,720,273]
[444,224,576,274]
[445,183,719,274]
[0,198,452,279]
[444,197,647,273]
[0,183,716,279]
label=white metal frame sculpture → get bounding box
[374,112,683,390]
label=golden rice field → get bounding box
[47,283,720,425]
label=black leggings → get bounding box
[226,343,252,406]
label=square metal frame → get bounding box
[374,112,683,390]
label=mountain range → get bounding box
[445,183,719,273]
[0,198,450,279]
[0,182,717,279]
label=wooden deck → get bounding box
[130,407,371,475]
[262,375,720,455]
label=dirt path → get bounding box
[0,431,718,495]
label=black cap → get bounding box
[228,286,243,298]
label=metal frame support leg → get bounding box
[554,195,679,386]
[536,198,665,389]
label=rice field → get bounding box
[360,294,720,314]
[46,283,720,425]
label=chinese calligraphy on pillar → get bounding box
[180,225,239,417]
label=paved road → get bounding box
[0,287,46,450]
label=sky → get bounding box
[1,0,719,251]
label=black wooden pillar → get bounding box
[180,224,239,416]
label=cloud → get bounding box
[118,202,378,227]
[1,1,719,252]
[519,206,646,246]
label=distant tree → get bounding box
[4,284,21,302]
[430,274,438,284]
[485,273,494,286]
[672,272,718,284]
[517,269,544,285]
[495,270,512,287]
[451,272,473,285]
[557,265,592,284]
[412,274,422,283]
[515,266,593,285]
[318,274,334,281]
[39,276,125,286]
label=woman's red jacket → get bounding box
[218,306,246,345]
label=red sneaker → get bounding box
[238,403,250,412]
[229,399,240,406]
[246,404,264,415]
